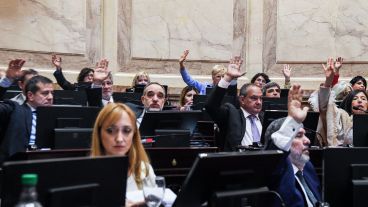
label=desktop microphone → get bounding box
[352,106,368,113]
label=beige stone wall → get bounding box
[0,0,367,94]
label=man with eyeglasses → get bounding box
[263,82,281,98]
[205,62,264,151]
[0,59,54,163]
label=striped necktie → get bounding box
[296,170,318,206]
[248,115,260,143]
[29,111,37,145]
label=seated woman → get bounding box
[126,71,151,93]
[52,55,94,90]
[179,86,199,111]
[90,103,156,192]
[350,75,367,91]
[250,73,270,88]
[309,58,368,146]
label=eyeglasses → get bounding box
[266,88,280,93]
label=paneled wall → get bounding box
[0,0,367,93]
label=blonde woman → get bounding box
[91,103,155,192]
[126,71,151,93]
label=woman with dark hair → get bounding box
[52,55,94,90]
[250,73,270,88]
[341,89,368,115]
[309,58,368,147]
[179,86,199,111]
[350,75,367,91]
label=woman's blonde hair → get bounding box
[179,86,199,106]
[211,65,226,76]
[132,71,151,87]
[91,103,150,188]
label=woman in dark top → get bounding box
[52,55,94,90]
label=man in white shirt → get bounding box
[126,82,166,127]
[205,58,263,151]
[265,84,322,207]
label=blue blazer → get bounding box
[0,94,33,163]
[266,141,321,206]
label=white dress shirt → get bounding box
[240,108,262,146]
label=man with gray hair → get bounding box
[265,84,322,207]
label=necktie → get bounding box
[249,115,260,142]
[29,111,37,145]
[296,170,318,206]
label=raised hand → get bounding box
[179,49,189,68]
[94,58,110,84]
[288,84,309,123]
[334,57,343,74]
[230,56,243,70]
[322,57,335,87]
[224,56,245,82]
[6,59,26,80]
[51,55,62,70]
[282,64,292,81]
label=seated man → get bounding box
[263,82,281,98]
[125,82,166,127]
[0,59,54,163]
[205,61,263,151]
[10,69,39,104]
[265,84,322,207]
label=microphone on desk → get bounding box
[352,106,368,113]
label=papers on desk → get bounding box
[126,188,177,207]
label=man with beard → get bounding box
[125,82,166,127]
[265,84,322,207]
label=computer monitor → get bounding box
[54,128,93,149]
[53,90,88,106]
[260,110,320,145]
[192,94,238,111]
[35,106,101,149]
[153,129,191,147]
[173,150,285,207]
[1,156,128,207]
[139,110,202,137]
[353,114,368,147]
[113,92,143,106]
[323,147,368,207]
[262,97,288,111]
[280,89,289,97]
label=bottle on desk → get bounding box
[15,174,43,207]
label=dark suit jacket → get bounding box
[205,85,263,151]
[125,102,144,119]
[266,140,322,207]
[53,69,91,91]
[0,87,33,163]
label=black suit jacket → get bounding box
[53,69,91,91]
[0,86,33,163]
[125,102,144,119]
[205,85,263,151]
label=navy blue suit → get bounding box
[0,86,33,163]
[267,141,321,206]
